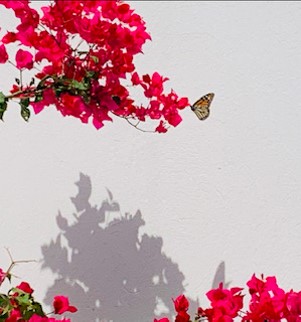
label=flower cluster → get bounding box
[198,283,243,322]
[154,274,301,322]
[0,263,77,322]
[0,0,189,132]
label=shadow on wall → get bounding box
[211,261,231,289]
[41,173,198,322]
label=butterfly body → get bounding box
[191,93,215,120]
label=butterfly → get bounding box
[191,93,215,120]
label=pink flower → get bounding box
[0,44,8,63]
[15,48,33,69]
[175,311,190,322]
[29,315,49,322]
[177,97,189,110]
[53,295,77,315]
[173,295,189,313]
[244,275,286,322]
[0,0,189,132]
[0,268,6,283]
[283,290,301,322]
[155,121,168,133]
[5,308,22,322]
[16,281,34,294]
[166,111,182,127]
[143,72,168,98]
[31,88,57,114]
[154,319,170,322]
[173,295,190,322]
[131,72,141,85]
[57,93,89,120]
[199,283,244,322]
[29,315,71,322]
[1,31,17,44]
[16,25,39,47]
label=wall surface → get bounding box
[1,1,301,321]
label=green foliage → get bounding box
[20,98,30,121]
[0,294,12,320]
[0,92,8,121]
[5,288,46,320]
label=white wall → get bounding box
[1,1,301,321]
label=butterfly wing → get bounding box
[191,93,215,120]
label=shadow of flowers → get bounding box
[41,173,192,322]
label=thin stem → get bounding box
[74,39,84,52]
[124,118,156,133]
[7,60,16,68]
[45,310,55,316]
[19,70,23,90]
[0,248,37,287]
[5,88,47,100]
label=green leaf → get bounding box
[34,93,43,103]
[6,272,11,283]
[36,75,52,90]
[0,92,6,104]
[15,292,30,305]
[85,71,97,79]
[31,302,45,317]
[0,294,9,305]
[20,97,30,108]
[71,79,88,91]
[21,107,30,122]
[22,309,34,321]
[20,98,30,122]
[54,86,65,97]
[90,55,99,64]
[1,305,11,315]
[0,101,7,121]
[0,314,8,322]
[0,294,12,318]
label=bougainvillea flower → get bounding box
[0,268,6,283]
[173,295,189,313]
[16,281,34,294]
[0,43,8,63]
[0,0,190,131]
[5,308,22,322]
[29,314,71,322]
[198,283,244,322]
[155,120,168,133]
[175,310,190,322]
[53,295,77,314]
[15,49,33,69]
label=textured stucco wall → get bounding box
[1,1,301,321]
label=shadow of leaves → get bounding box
[41,173,192,322]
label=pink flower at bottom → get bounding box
[29,315,71,322]
[175,311,190,322]
[173,295,189,313]
[53,295,77,315]
[285,290,301,321]
[29,315,48,322]
[5,308,22,322]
